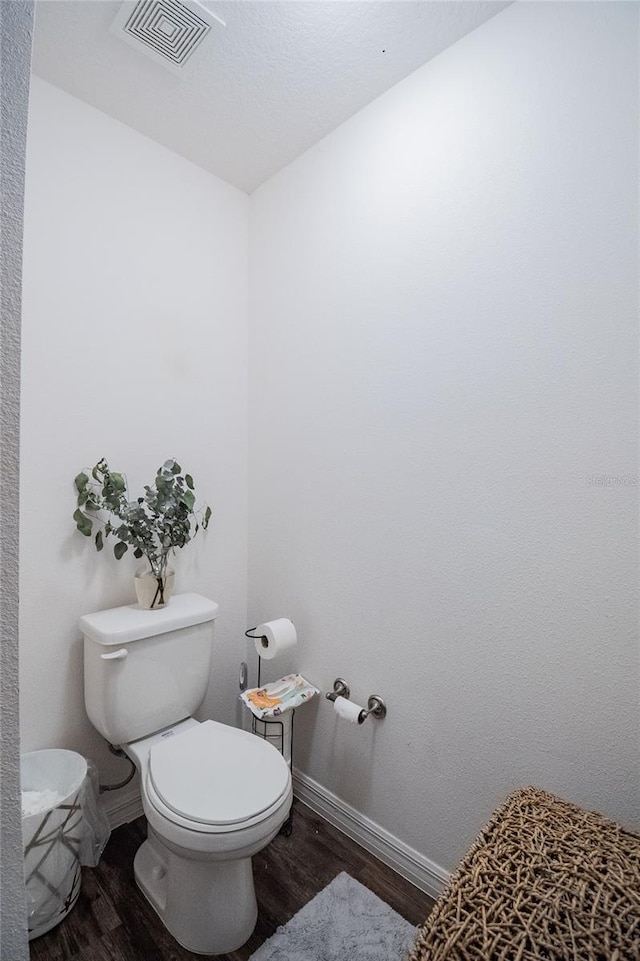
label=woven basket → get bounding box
[408,787,640,961]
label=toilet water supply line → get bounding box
[99,743,136,793]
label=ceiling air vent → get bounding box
[111,0,225,76]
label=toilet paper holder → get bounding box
[326,677,387,723]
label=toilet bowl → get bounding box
[81,593,292,956]
[125,717,292,955]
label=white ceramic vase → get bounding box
[134,567,175,609]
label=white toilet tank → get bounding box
[81,593,219,746]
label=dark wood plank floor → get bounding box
[30,801,435,960]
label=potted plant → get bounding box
[73,458,211,609]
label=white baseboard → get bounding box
[102,785,144,830]
[293,770,449,899]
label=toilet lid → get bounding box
[148,720,290,826]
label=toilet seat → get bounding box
[147,719,291,831]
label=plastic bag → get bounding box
[21,750,110,939]
[78,760,110,867]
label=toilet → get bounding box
[81,592,292,956]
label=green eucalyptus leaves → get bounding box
[73,458,211,579]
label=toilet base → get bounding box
[134,830,258,955]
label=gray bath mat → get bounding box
[250,871,416,961]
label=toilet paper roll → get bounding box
[333,695,363,724]
[253,618,297,660]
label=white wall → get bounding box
[249,1,639,872]
[20,78,249,797]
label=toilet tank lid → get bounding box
[79,593,219,646]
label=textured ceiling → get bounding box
[32,0,511,193]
